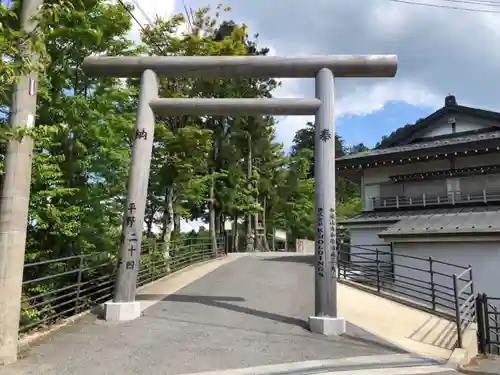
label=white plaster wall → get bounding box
[455,154,500,169]
[421,116,491,138]
[363,160,450,184]
[392,241,500,310]
[363,155,500,187]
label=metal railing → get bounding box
[476,294,500,356]
[372,188,500,210]
[20,236,225,333]
[453,267,476,349]
[337,244,474,348]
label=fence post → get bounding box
[150,253,155,282]
[429,256,436,310]
[453,274,463,348]
[337,243,341,281]
[224,233,229,255]
[468,266,474,296]
[74,254,85,314]
[483,293,491,354]
[376,249,380,292]
[476,294,486,355]
[190,239,195,264]
[495,304,500,356]
[389,242,395,282]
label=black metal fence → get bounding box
[337,244,474,348]
[476,294,500,356]
[20,236,225,333]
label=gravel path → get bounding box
[0,254,405,375]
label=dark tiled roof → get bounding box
[379,208,500,237]
[375,103,500,149]
[336,131,500,162]
[339,206,500,225]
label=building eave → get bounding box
[336,133,500,170]
[338,219,398,227]
[378,230,500,239]
[380,234,500,243]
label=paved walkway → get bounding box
[0,253,461,375]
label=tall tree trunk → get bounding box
[245,133,254,252]
[209,176,217,254]
[262,196,270,251]
[232,214,239,252]
[215,210,221,236]
[245,215,253,252]
[145,210,154,237]
[161,187,174,268]
[272,228,276,251]
[209,131,219,255]
[253,211,261,251]
[219,213,225,234]
[173,212,181,237]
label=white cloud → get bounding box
[180,219,206,232]
[335,81,441,117]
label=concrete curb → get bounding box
[446,324,478,369]
[17,254,238,351]
[176,353,442,375]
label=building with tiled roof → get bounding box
[336,95,500,304]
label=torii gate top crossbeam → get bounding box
[82,55,397,78]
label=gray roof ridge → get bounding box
[339,206,500,225]
[337,131,500,162]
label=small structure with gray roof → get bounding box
[337,95,500,304]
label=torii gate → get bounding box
[82,54,398,335]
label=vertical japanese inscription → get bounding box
[329,207,336,277]
[126,203,137,230]
[123,203,138,271]
[316,207,325,277]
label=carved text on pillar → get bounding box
[316,207,325,277]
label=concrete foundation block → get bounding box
[308,315,346,336]
[104,301,141,322]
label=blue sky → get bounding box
[337,101,435,149]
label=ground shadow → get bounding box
[259,255,314,265]
[137,293,310,329]
[49,296,403,356]
[91,304,106,320]
[136,293,409,353]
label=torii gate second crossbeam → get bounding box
[82,55,398,336]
